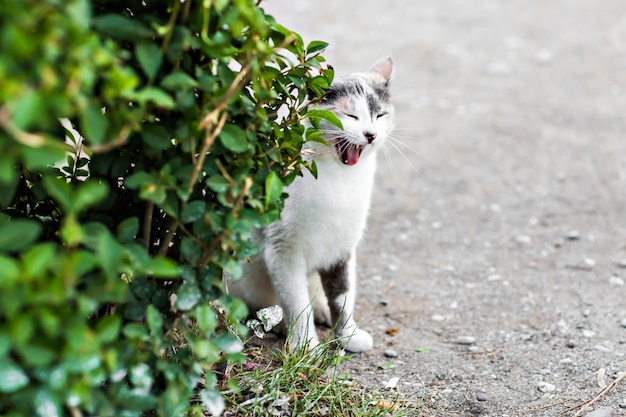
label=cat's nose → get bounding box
[364,131,377,143]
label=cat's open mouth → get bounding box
[335,141,365,166]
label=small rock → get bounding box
[379,299,389,306]
[617,260,626,269]
[455,336,476,345]
[537,382,556,393]
[594,341,614,353]
[515,235,532,244]
[566,339,577,348]
[584,406,614,417]
[619,399,626,409]
[431,314,447,322]
[384,349,398,358]
[583,330,596,338]
[609,276,625,286]
[384,377,399,389]
[583,257,597,267]
[620,318,626,328]
[476,392,489,402]
[535,49,553,64]
[566,230,581,240]
[559,357,573,365]
[486,60,512,75]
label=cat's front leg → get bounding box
[265,251,319,350]
[319,252,373,352]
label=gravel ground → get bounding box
[262,1,626,416]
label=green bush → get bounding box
[0,0,334,415]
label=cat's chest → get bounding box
[280,159,376,265]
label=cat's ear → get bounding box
[368,56,393,80]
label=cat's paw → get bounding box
[341,328,373,353]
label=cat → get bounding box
[226,56,394,352]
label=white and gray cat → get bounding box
[226,56,394,353]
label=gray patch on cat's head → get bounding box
[322,76,391,118]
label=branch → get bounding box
[0,107,47,147]
[560,371,626,416]
[143,201,154,252]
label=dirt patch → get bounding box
[263,1,626,415]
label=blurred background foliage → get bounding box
[0,0,332,415]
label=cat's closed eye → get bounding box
[345,114,359,120]
[376,112,387,119]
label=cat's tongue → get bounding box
[344,143,363,166]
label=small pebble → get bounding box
[515,235,532,244]
[559,357,573,365]
[583,257,596,267]
[384,349,398,358]
[537,382,556,393]
[584,406,614,417]
[535,49,553,64]
[566,230,580,240]
[609,276,625,286]
[384,377,399,389]
[476,391,489,402]
[594,341,614,353]
[619,399,626,409]
[379,299,389,306]
[455,336,476,345]
[583,330,596,338]
[566,340,577,348]
[620,318,626,328]
[617,260,626,269]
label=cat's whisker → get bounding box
[381,137,427,179]
[386,135,432,163]
[379,140,399,181]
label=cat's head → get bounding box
[318,56,394,166]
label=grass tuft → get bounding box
[218,337,421,417]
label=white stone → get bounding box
[537,382,556,393]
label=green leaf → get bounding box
[160,71,199,91]
[91,14,155,41]
[307,109,343,129]
[218,123,248,152]
[175,282,201,311]
[130,87,175,109]
[96,231,123,280]
[206,175,231,193]
[194,304,217,336]
[264,171,283,206]
[10,91,46,130]
[141,124,170,150]
[0,174,17,209]
[22,242,56,279]
[42,175,72,212]
[199,388,225,416]
[213,333,243,354]
[180,200,206,223]
[116,217,139,242]
[0,361,29,393]
[0,256,20,286]
[141,257,180,278]
[80,102,108,145]
[306,40,329,55]
[123,323,149,341]
[146,305,163,341]
[0,219,41,252]
[96,315,121,343]
[74,181,109,213]
[135,42,162,78]
[35,389,61,417]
